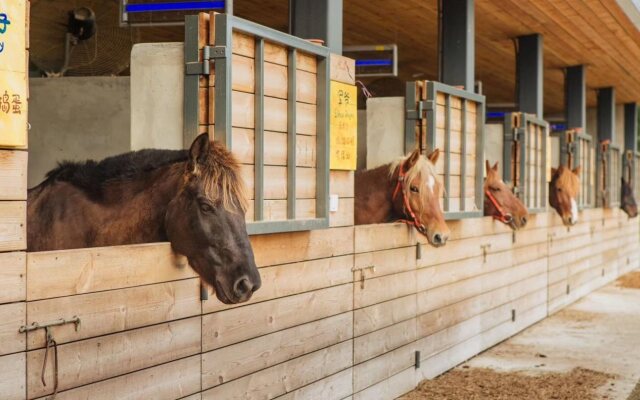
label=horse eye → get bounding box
[199,202,214,213]
[410,186,419,193]
[557,188,562,192]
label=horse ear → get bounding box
[188,133,211,172]
[572,165,582,176]
[406,148,421,168]
[492,161,499,172]
[485,160,491,174]
[427,148,440,164]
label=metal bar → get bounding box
[565,65,586,130]
[597,87,615,143]
[502,113,515,185]
[430,81,485,103]
[440,0,475,91]
[287,49,298,219]
[445,211,483,220]
[289,0,343,54]
[475,94,485,213]
[246,218,328,235]
[213,13,233,147]
[183,15,201,148]
[520,119,528,205]
[405,82,418,153]
[225,0,233,14]
[254,38,265,221]
[444,94,451,212]
[517,34,543,118]
[541,122,548,210]
[534,119,540,209]
[316,52,330,220]
[461,99,467,210]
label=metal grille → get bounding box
[558,130,594,209]
[503,112,548,213]
[184,13,331,235]
[596,143,621,208]
[405,81,485,220]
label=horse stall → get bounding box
[2,5,640,400]
[596,141,622,208]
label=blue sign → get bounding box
[125,1,224,13]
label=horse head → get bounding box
[390,148,450,247]
[621,176,638,218]
[165,133,261,304]
[549,165,581,226]
[484,161,529,230]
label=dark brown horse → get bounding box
[621,177,638,218]
[355,148,450,247]
[27,133,261,304]
[484,161,529,229]
[549,165,581,226]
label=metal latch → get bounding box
[406,100,434,121]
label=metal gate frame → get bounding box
[557,129,594,209]
[503,112,548,214]
[184,13,331,235]
[596,142,621,208]
[405,81,486,220]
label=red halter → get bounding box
[392,160,426,233]
[485,189,513,225]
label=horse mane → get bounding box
[38,141,248,212]
[388,153,441,210]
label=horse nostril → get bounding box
[433,233,443,245]
[521,217,527,226]
[233,276,253,298]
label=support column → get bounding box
[517,34,543,118]
[624,103,638,153]
[597,87,615,143]
[289,0,343,54]
[565,65,586,130]
[440,0,475,91]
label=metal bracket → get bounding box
[406,100,434,121]
[548,232,556,246]
[200,281,209,301]
[415,350,421,369]
[480,244,491,263]
[353,266,376,289]
[416,242,422,260]
[511,309,516,322]
[185,45,227,76]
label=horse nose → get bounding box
[432,232,448,246]
[567,216,575,225]
[521,216,528,227]
[233,276,256,299]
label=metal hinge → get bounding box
[406,100,434,121]
[185,45,227,76]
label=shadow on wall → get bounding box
[28,76,131,187]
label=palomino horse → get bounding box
[549,165,581,226]
[621,177,638,218]
[355,148,450,247]
[484,161,529,229]
[27,133,261,304]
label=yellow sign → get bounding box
[0,0,27,148]
[330,81,357,170]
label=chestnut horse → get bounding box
[27,133,261,304]
[484,161,529,229]
[549,165,581,226]
[355,148,450,247]
[621,177,638,218]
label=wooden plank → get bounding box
[0,150,27,201]
[26,278,201,349]
[354,366,416,400]
[0,302,25,356]
[330,198,354,227]
[202,254,353,314]
[0,251,26,303]
[354,294,416,337]
[354,223,416,253]
[239,165,316,200]
[352,342,415,393]
[330,54,356,85]
[296,69,317,104]
[330,170,355,198]
[201,340,352,400]
[276,368,352,400]
[354,317,416,364]
[246,199,316,222]
[249,226,354,267]
[354,246,417,280]
[296,167,317,198]
[45,355,201,400]
[0,201,26,252]
[27,243,196,300]
[296,101,317,135]
[202,284,353,351]
[202,312,352,389]
[354,270,416,309]
[0,352,25,400]
[27,317,202,398]
[232,130,316,167]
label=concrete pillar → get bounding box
[624,103,638,153]
[597,87,615,142]
[517,34,543,118]
[440,0,475,91]
[565,65,586,130]
[289,0,343,54]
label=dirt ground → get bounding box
[616,271,640,289]
[399,367,614,400]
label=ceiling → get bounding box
[29,0,640,116]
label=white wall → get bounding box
[28,77,131,187]
[365,97,405,169]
